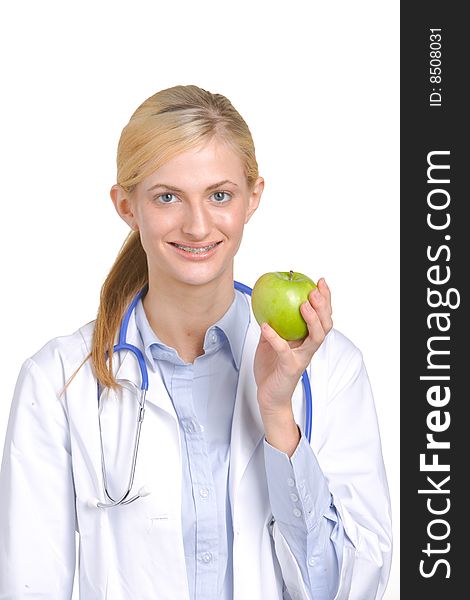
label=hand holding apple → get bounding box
[252,274,333,454]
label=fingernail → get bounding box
[303,300,313,312]
[312,288,321,301]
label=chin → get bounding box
[171,264,233,288]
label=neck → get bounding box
[142,269,235,362]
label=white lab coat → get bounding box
[0,294,392,600]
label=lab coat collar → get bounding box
[228,306,265,506]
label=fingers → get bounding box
[306,278,333,334]
[317,277,332,308]
[300,298,328,348]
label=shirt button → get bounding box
[308,556,316,567]
[287,477,295,487]
[290,493,299,502]
[184,420,203,434]
[293,508,302,518]
[210,332,218,343]
[202,552,212,563]
[199,487,209,498]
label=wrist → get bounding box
[261,409,301,458]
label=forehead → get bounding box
[143,138,246,188]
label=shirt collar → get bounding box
[134,288,251,371]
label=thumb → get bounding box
[260,322,291,356]
[258,322,272,345]
[260,322,275,342]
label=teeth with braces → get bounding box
[173,243,219,253]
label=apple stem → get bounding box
[289,270,294,281]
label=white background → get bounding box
[0,1,399,598]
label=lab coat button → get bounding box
[287,477,295,487]
[202,552,212,563]
[293,508,302,518]
[290,493,299,502]
[308,556,316,567]
[199,487,209,498]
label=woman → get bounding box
[0,85,392,599]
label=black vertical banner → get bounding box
[401,3,467,597]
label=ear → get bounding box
[110,184,139,231]
[244,176,265,224]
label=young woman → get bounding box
[0,85,392,599]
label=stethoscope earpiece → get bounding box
[138,485,152,498]
[87,486,151,510]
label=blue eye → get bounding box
[157,193,176,203]
[212,191,231,203]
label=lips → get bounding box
[169,241,223,249]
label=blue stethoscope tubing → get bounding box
[93,280,312,508]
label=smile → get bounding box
[168,241,223,258]
[171,242,221,253]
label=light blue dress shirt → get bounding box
[135,289,344,600]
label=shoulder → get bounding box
[9,320,97,409]
[27,320,96,385]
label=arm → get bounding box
[262,345,392,600]
[0,358,77,598]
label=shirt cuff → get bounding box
[263,432,332,532]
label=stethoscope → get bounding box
[89,280,312,509]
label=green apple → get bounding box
[251,270,317,341]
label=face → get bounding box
[111,137,264,291]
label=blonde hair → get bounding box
[89,84,259,390]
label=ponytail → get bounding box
[91,231,148,389]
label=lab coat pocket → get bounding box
[269,517,311,600]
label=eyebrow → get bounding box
[147,179,240,193]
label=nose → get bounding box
[180,201,212,239]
